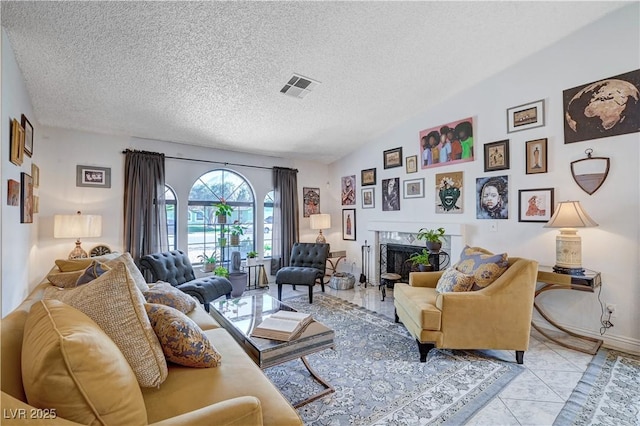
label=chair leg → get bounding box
[320,279,325,293]
[292,285,296,291]
[308,286,313,304]
[204,303,210,313]
[277,284,283,301]
[516,351,524,364]
[394,309,399,323]
[417,341,435,362]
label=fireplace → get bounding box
[380,243,450,282]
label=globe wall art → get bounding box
[563,69,640,144]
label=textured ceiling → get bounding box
[1,1,626,163]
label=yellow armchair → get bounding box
[393,257,538,363]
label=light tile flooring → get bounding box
[259,281,593,426]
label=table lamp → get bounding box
[544,201,598,275]
[310,213,331,244]
[54,211,102,259]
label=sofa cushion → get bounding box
[22,299,147,425]
[275,266,323,285]
[455,246,509,289]
[146,303,222,368]
[43,262,168,387]
[104,252,150,292]
[144,281,197,313]
[74,260,111,286]
[393,283,441,331]
[435,267,475,293]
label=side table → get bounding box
[326,250,347,276]
[244,262,269,290]
[533,266,603,354]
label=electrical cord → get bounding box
[597,284,614,335]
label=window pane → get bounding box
[165,185,177,250]
[264,191,274,258]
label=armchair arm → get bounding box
[409,271,443,288]
[150,396,263,426]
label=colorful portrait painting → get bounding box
[7,179,20,206]
[341,175,356,206]
[563,69,640,144]
[419,117,474,169]
[476,175,509,220]
[302,187,320,217]
[436,171,463,214]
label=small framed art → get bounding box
[31,163,40,188]
[7,179,20,206]
[518,188,554,222]
[302,187,320,217]
[507,99,545,133]
[525,138,548,174]
[406,155,418,173]
[383,147,403,169]
[342,209,356,241]
[403,178,424,199]
[10,119,24,166]
[484,140,510,172]
[361,168,376,186]
[341,175,356,206]
[21,114,34,157]
[361,188,375,209]
[21,172,33,224]
[76,165,111,188]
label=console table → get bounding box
[533,266,603,354]
[325,250,347,276]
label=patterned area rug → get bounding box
[264,293,523,425]
[554,349,640,426]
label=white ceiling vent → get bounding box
[280,74,320,99]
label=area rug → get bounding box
[554,349,640,426]
[263,293,523,425]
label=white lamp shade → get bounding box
[310,214,331,230]
[54,213,102,238]
[544,201,598,229]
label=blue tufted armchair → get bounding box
[275,242,330,303]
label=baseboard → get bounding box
[535,322,640,356]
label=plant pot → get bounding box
[425,241,442,253]
[247,258,257,266]
[230,235,240,246]
[219,237,227,247]
[204,262,215,273]
[228,272,247,297]
[418,264,432,272]
[217,214,227,224]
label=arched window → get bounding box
[187,170,255,264]
[263,191,274,258]
[165,185,177,251]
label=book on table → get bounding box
[251,310,314,341]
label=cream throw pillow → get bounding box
[104,252,150,292]
[43,262,168,387]
[55,252,149,292]
[22,299,147,425]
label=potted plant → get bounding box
[230,221,246,246]
[198,252,217,272]
[213,266,229,278]
[408,249,432,272]
[214,201,234,224]
[218,226,228,247]
[416,227,446,253]
[246,250,258,266]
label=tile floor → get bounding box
[260,281,593,426]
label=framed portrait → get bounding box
[518,188,554,223]
[7,179,20,206]
[476,175,509,220]
[342,209,356,241]
[564,69,639,144]
[381,177,400,211]
[403,178,424,199]
[20,172,33,224]
[406,155,418,173]
[419,117,474,169]
[302,187,320,217]
[525,138,548,174]
[31,163,40,188]
[341,175,356,205]
[76,165,111,188]
[361,168,376,186]
[10,119,25,166]
[484,140,510,172]
[436,171,463,214]
[361,188,375,209]
[507,99,545,133]
[33,195,39,214]
[383,147,403,169]
[21,114,34,157]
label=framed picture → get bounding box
[361,168,376,186]
[419,117,474,169]
[381,177,400,211]
[518,188,554,222]
[525,138,548,174]
[507,99,545,133]
[341,175,356,205]
[403,178,424,199]
[31,163,40,188]
[484,140,510,172]
[21,114,34,157]
[76,165,111,188]
[383,147,403,169]
[342,209,356,241]
[476,175,509,219]
[7,179,20,206]
[302,187,320,217]
[33,195,39,214]
[361,188,375,209]
[10,119,24,166]
[20,172,33,224]
[436,171,463,214]
[406,155,418,173]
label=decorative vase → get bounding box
[230,235,240,246]
[426,241,442,253]
[228,272,247,297]
[230,251,241,272]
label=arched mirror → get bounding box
[570,149,610,195]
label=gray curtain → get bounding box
[124,150,168,264]
[271,167,299,274]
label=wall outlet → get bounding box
[489,221,498,232]
[606,304,617,316]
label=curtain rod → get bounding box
[121,149,297,172]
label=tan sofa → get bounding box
[1,271,302,425]
[394,256,538,364]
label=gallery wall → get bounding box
[328,4,640,353]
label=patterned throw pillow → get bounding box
[75,261,111,286]
[43,262,168,387]
[435,267,475,293]
[455,246,509,289]
[143,281,197,314]
[145,303,222,368]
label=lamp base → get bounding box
[315,231,327,244]
[552,265,585,276]
[69,239,89,259]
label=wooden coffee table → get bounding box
[210,293,335,407]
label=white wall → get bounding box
[329,4,640,352]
